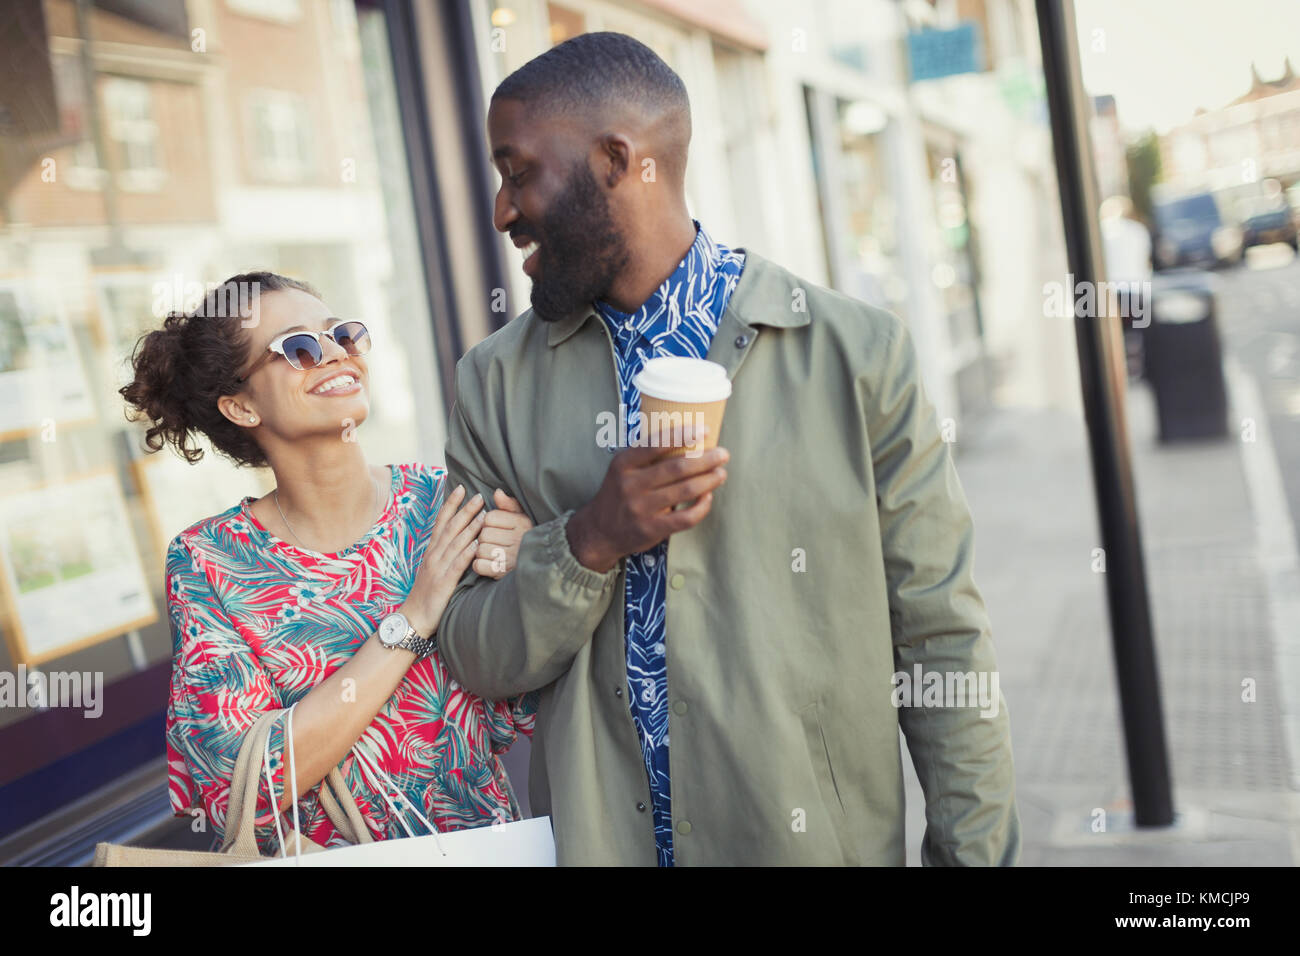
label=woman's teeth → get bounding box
[312,374,356,394]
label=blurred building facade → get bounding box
[1160,59,1300,193]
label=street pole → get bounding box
[1035,0,1175,826]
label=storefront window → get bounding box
[806,88,908,312]
[0,0,445,848]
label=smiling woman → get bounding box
[115,272,541,855]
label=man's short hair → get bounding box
[492,31,690,149]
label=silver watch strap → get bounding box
[398,627,437,658]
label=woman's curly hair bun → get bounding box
[119,271,319,468]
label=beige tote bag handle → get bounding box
[220,707,378,856]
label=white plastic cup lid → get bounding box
[633,356,732,403]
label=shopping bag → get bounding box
[248,816,556,867]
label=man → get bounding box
[439,31,1020,866]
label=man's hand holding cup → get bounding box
[565,417,729,574]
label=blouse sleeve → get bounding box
[483,690,539,754]
[164,534,293,853]
[415,460,539,752]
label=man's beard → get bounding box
[525,161,630,322]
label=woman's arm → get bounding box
[270,482,487,810]
[168,483,488,841]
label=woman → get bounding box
[121,271,536,853]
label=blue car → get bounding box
[1238,193,1298,250]
[1152,192,1243,270]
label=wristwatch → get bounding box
[378,611,436,658]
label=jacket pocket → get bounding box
[798,698,846,819]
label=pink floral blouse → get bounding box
[163,461,535,854]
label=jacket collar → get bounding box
[544,248,809,348]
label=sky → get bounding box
[1074,0,1300,133]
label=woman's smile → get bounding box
[307,369,363,396]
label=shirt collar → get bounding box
[592,219,716,345]
[544,240,807,349]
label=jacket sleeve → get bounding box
[437,352,622,700]
[865,313,1022,866]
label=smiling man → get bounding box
[438,31,1021,866]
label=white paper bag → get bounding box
[252,704,556,867]
[248,816,556,867]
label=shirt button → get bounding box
[677,820,692,835]
[673,700,688,715]
[636,802,647,812]
[615,686,623,697]
[734,334,750,348]
[669,573,685,590]
[645,553,656,567]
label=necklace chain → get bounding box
[274,472,383,552]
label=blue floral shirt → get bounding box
[593,220,745,866]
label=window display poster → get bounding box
[0,472,157,665]
[92,271,159,390]
[0,280,96,440]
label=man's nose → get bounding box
[493,184,518,234]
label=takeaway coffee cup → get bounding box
[632,356,731,458]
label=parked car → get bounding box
[1237,191,1298,251]
[1151,191,1243,270]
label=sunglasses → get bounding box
[236,320,371,383]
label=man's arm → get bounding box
[866,313,1021,866]
[437,353,621,700]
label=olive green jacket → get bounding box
[439,249,1020,866]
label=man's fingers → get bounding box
[614,421,711,468]
[614,444,727,498]
[644,466,728,514]
[664,489,714,533]
[641,447,729,490]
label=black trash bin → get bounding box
[1142,270,1229,442]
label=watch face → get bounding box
[379,613,407,647]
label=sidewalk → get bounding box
[898,376,1300,865]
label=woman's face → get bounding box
[233,288,371,448]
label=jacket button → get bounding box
[734,334,750,348]
[677,820,692,835]
[636,802,647,812]
[615,686,623,697]
[669,573,685,590]
[673,700,688,715]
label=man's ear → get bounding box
[599,133,633,188]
